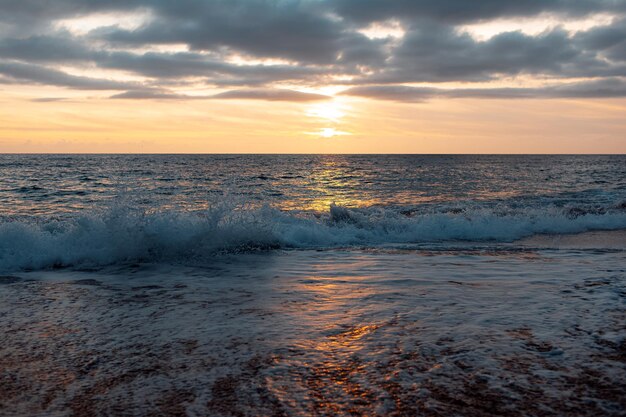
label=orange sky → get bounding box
[1,2,625,153]
[2,88,624,153]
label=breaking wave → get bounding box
[1,201,625,271]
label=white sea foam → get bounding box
[1,201,625,271]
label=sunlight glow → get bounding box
[224,55,296,66]
[358,20,405,40]
[307,128,352,138]
[306,100,348,122]
[55,10,153,34]
[460,13,617,41]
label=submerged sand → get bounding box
[1,237,625,416]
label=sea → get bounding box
[1,154,625,416]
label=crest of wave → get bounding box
[1,198,625,271]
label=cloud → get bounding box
[0,31,349,86]
[341,85,439,102]
[96,0,372,65]
[342,78,626,101]
[109,89,189,99]
[111,88,331,101]
[0,1,139,25]
[353,22,626,84]
[332,0,626,24]
[0,0,625,101]
[31,97,69,102]
[574,17,626,62]
[211,88,331,101]
[0,0,626,27]
[0,31,95,62]
[98,51,336,86]
[0,61,139,90]
[6,20,624,87]
[4,0,623,27]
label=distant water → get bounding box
[0,154,625,271]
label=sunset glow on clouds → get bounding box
[1,0,625,152]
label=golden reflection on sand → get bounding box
[266,274,387,414]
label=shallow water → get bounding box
[1,240,624,416]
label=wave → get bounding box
[1,201,625,271]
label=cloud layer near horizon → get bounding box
[1,0,625,101]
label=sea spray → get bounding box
[1,200,625,271]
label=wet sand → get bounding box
[1,245,625,416]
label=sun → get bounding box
[306,128,351,138]
[320,128,338,138]
[304,98,352,138]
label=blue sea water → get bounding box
[0,154,624,270]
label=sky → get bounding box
[0,0,625,153]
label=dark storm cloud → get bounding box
[0,32,97,62]
[96,0,378,65]
[363,25,588,83]
[3,0,622,25]
[331,0,626,24]
[574,17,626,62]
[0,0,625,101]
[99,51,335,85]
[0,0,141,25]
[0,33,339,86]
[337,16,626,84]
[4,22,623,86]
[342,78,626,101]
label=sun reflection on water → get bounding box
[275,157,383,212]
